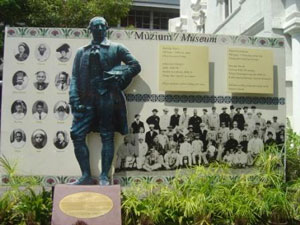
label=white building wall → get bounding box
[169,0,207,33]
[205,0,300,132]
[170,0,300,132]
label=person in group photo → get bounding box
[234,145,248,168]
[170,108,180,129]
[54,101,70,121]
[115,106,285,173]
[145,124,158,147]
[56,43,71,62]
[32,101,48,120]
[131,114,145,134]
[143,147,164,172]
[178,137,193,166]
[10,129,26,149]
[160,108,171,131]
[12,71,28,90]
[164,146,180,170]
[191,135,203,165]
[54,131,68,149]
[31,129,47,149]
[34,71,49,91]
[15,42,29,61]
[233,107,245,130]
[35,43,50,62]
[135,135,148,170]
[11,100,27,120]
[189,109,202,134]
[55,71,70,91]
[116,136,136,170]
[146,109,160,131]
[219,106,231,128]
[179,107,190,131]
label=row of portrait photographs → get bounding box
[12,70,70,91]
[11,100,70,121]
[14,42,72,63]
[10,129,69,150]
[115,105,285,172]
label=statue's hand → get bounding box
[114,74,126,87]
[72,104,86,113]
[77,105,86,112]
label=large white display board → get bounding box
[1,28,286,186]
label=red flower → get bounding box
[113,179,120,184]
[116,33,122,39]
[8,29,15,35]
[155,178,163,184]
[69,178,76,183]
[279,41,284,46]
[134,179,141,184]
[51,30,59,36]
[30,30,37,36]
[74,31,80,37]
[260,39,266,45]
[2,177,9,184]
[47,178,55,184]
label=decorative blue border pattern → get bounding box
[125,94,285,105]
[6,27,285,48]
[1,175,174,187]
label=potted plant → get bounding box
[287,180,300,224]
[263,186,294,225]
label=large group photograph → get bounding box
[115,105,285,174]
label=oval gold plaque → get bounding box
[59,192,113,219]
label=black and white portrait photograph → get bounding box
[10,129,26,149]
[56,43,71,62]
[115,105,285,173]
[11,100,27,120]
[53,130,69,149]
[33,71,49,91]
[31,129,47,149]
[12,71,28,90]
[55,71,70,91]
[32,100,48,120]
[53,101,70,121]
[35,43,50,62]
[14,42,30,61]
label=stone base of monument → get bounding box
[51,184,121,225]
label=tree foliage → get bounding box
[0,0,132,56]
[24,0,132,27]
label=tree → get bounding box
[0,0,132,57]
[25,0,132,27]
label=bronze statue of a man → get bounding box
[69,17,141,185]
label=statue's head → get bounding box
[88,17,109,42]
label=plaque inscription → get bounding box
[59,192,113,219]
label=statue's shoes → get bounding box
[99,178,110,186]
[68,176,94,185]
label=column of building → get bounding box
[283,3,300,133]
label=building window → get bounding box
[153,12,178,30]
[224,0,232,19]
[121,10,151,29]
[121,9,179,30]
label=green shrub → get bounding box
[1,126,300,225]
[0,156,52,225]
[286,124,300,181]
[121,143,298,225]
